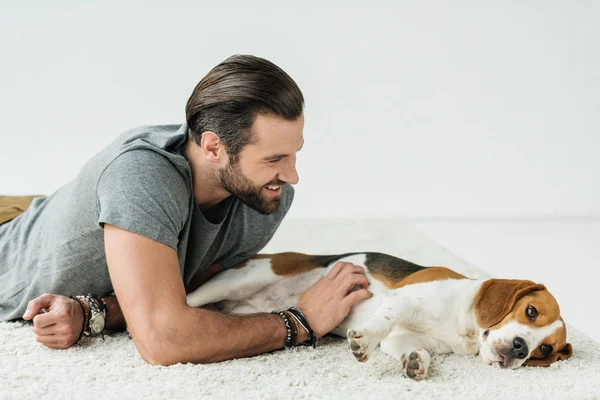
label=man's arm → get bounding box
[104,223,370,365]
[105,225,292,365]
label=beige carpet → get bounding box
[1,219,599,399]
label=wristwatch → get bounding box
[84,294,106,336]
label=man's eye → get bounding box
[268,159,281,164]
[540,344,553,355]
[526,305,538,322]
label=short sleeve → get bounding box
[96,150,190,249]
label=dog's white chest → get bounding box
[379,279,482,355]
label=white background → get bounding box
[1,2,599,342]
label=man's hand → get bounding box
[297,262,373,338]
[22,293,84,349]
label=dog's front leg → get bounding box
[380,332,450,381]
[346,296,414,362]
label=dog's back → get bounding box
[217,252,470,327]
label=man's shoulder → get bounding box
[97,124,191,186]
[99,148,192,206]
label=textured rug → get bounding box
[1,219,599,399]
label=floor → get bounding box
[413,217,600,344]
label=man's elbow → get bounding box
[142,351,178,367]
[130,325,184,366]
[138,343,174,366]
[132,326,213,366]
[140,347,213,366]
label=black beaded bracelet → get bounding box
[271,310,295,348]
[283,310,298,346]
[68,295,87,344]
[287,306,316,349]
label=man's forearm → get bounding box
[147,306,308,365]
[96,295,309,365]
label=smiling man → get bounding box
[0,55,372,364]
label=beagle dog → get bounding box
[186,252,572,380]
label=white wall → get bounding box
[1,1,598,219]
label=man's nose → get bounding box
[279,158,299,185]
[511,337,529,359]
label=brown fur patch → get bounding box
[239,252,325,276]
[372,266,468,289]
[475,280,547,329]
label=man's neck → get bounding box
[185,140,231,212]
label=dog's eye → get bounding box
[526,305,538,322]
[540,344,553,355]
[483,330,490,339]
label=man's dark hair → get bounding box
[185,55,304,161]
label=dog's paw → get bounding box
[401,349,430,381]
[347,329,378,362]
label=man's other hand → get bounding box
[297,262,373,338]
[22,293,84,349]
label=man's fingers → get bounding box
[344,288,374,307]
[327,262,365,280]
[32,311,58,329]
[340,273,370,293]
[23,293,55,320]
[337,264,366,277]
[33,322,61,336]
[325,262,346,279]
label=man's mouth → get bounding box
[264,184,282,196]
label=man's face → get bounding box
[220,113,304,215]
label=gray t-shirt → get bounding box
[0,124,293,321]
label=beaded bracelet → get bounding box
[282,310,299,346]
[287,306,317,348]
[271,310,295,348]
[68,295,88,344]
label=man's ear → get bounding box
[474,279,547,328]
[200,131,226,163]
[524,343,573,367]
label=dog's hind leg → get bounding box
[186,258,283,307]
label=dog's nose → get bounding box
[511,337,529,359]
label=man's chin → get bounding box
[242,197,281,215]
[258,200,281,215]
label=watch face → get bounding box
[90,314,105,334]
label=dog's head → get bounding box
[475,279,572,369]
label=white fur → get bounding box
[186,255,561,380]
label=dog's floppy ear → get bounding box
[524,343,573,367]
[475,279,547,328]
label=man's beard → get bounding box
[219,161,283,215]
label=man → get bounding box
[0,55,372,365]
